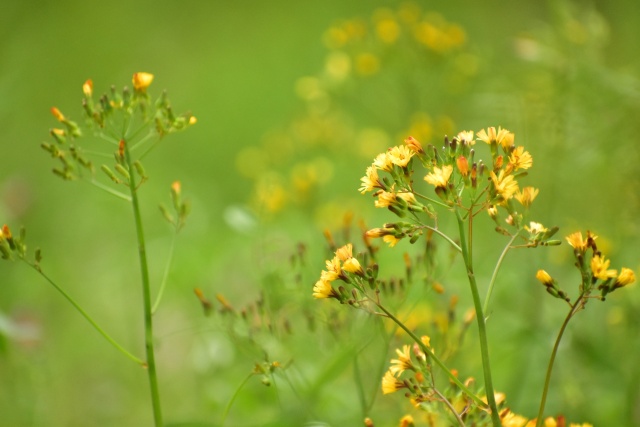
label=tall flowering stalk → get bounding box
[1,73,194,426]
[312,127,634,426]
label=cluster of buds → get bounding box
[536,231,636,302]
[0,224,39,267]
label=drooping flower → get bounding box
[381,370,405,394]
[614,268,636,288]
[383,234,401,247]
[374,189,397,208]
[424,165,453,188]
[359,166,381,194]
[591,254,617,280]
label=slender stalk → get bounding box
[421,225,463,254]
[483,232,520,314]
[25,261,144,365]
[374,302,488,410]
[455,209,501,427]
[221,373,255,427]
[89,179,132,202]
[151,232,177,314]
[535,295,584,426]
[123,140,163,427]
[433,387,466,427]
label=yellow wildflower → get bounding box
[490,170,519,201]
[614,268,636,288]
[477,126,514,148]
[525,221,547,235]
[382,370,405,394]
[342,257,364,275]
[374,189,397,208]
[82,79,93,97]
[388,145,414,168]
[566,231,586,251]
[366,227,392,238]
[424,165,453,188]
[508,146,533,170]
[320,256,341,282]
[487,205,498,219]
[456,130,475,145]
[591,254,617,280]
[312,279,336,299]
[335,243,353,262]
[132,72,154,92]
[515,186,539,207]
[399,414,414,427]
[383,234,400,247]
[389,345,413,375]
[456,156,469,176]
[359,166,380,194]
[373,152,394,172]
[500,410,529,427]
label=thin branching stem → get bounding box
[24,261,144,365]
[151,231,177,314]
[221,373,255,427]
[536,294,584,426]
[89,179,132,202]
[483,232,520,315]
[433,387,466,427]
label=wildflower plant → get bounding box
[0,73,195,426]
[313,128,635,426]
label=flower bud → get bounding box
[82,79,93,97]
[132,72,154,92]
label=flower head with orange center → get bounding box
[508,146,533,170]
[388,145,414,168]
[424,165,453,188]
[591,254,617,280]
[132,72,154,92]
[359,166,380,194]
[381,370,405,394]
[490,170,519,201]
[389,345,414,375]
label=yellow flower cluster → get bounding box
[313,243,364,299]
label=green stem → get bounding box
[421,225,462,254]
[151,231,177,314]
[536,295,583,426]
[455,209,501,427]
[374,302,488,410]
[89,179,132,202]
[221,373,255,427]
[433,387,466,427]
[483,232,520,314]
[25,261,144,365]
[124,140,163,427]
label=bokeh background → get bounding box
[1,0,639,426]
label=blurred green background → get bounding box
[1,0,639,426]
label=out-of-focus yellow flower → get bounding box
[490,170,519,201]
[424,165,453,188]
[404,136,424,154]
[82,79,93,97]
[359,166,380,194]
[591,254,617,280]
[399,414,414,427]
[323,26,349,49]
[355,53,380,76]
[383,234,400,247]
[388,145,414,167]
[335,243,353,261]
[568,423,593,427]
[456,156,469,176]
[50,107,65,122]
[375,189,397,208]
[375,18,400,44]
[324,51,351,81]
[500,410,530,427]
[132,72,154,92]
[456,130,475,145]
[525,221,547,235]
[382,370,405,394]
[614,268,636,288]
[515,186,539,207]
[508,146,533,170]
[389,345,413,375]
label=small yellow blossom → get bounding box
[500,410,529,427]
[366,227,392,238]
[82,79,93,97]
[132,72,154,92]
[397,191,417,205]
[591,254,617,280]
[477,126,514,148]
[614,268,636,288]
[424,165,453,188]
[508,146,533,170]
[382,370,405,394]
[487,205,498,219]
[566,231,586,251]
[536,269,554,287]
[335,243,353,262]
[50,107,65,122]
[320,256,341,282]
[456,156,469,176]
[313,279,336,299]
[490,170,519,201]
[389,345,413,375]
[375,18,400,44]
[515,186,539,207]
[355,53,380,76]
[188,116,197,125]
[359,166,380,194]
[373,152,394,172]
[343,257,364,276]
[388,145,414,167]
[399,414,414,427]
[456,130,475,145]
